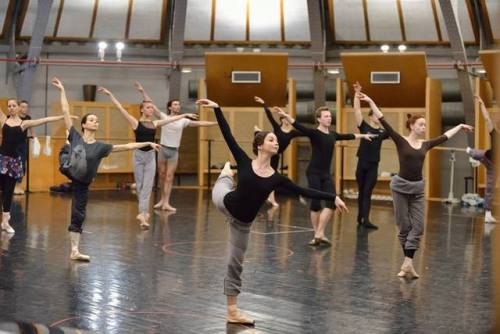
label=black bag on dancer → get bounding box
[59,142,87,182]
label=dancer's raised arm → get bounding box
[353,82,363,127]
[475,95,494,133]
[98,87,139,129]
[134,81,163,119]
[51,77,73,131]
[255,96,280,131]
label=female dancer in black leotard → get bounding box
[52,78,160,261]
[254,96,303,206]
[197,98,347,326]
[359,92,472,278]
[98,86,198,229]
[0,99,73,234]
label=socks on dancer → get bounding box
[485,211,497,223]
[1,212,14,234]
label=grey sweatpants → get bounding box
[133,149,156,214]
[212,173,251,296]
[468,148,494,210]
[390,175,425,251]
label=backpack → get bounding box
[59,143,88,182]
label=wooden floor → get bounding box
[0,189,494,333]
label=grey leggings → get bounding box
[212,173,251,296]
[468,148,494,210]
[390,175,425,251]
[133,149,156,214]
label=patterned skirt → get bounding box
[0,154,24,180]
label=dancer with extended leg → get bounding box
[98,86,198,229]
[277,107,375,246]
[467,95,497,223]
[52,78,160,261]
[197,98,347,325]
[352,82,389,229]
[254,96,303,206]
[134,83,217,211]
[360,92,473,278]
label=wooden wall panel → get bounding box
[341,52,427,108]
[480,50,500,102]
[205,53,288,107]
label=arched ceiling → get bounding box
[0,0,498,46]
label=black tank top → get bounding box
[134,121,156,151]
[0,123,25,157]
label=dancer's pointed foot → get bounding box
[227,307,255,326]
[153,201,164,209]
[161,204,177,212]
[137,213,150,230]
[1,222,14,234]
[70,251,90,262]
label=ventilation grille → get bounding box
[370,71,400,84]
[231,71,261,83]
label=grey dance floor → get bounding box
[0,189,493,333]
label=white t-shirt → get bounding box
[159,112,191,148]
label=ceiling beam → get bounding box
[307,0,326,109]
[168,0,188,101]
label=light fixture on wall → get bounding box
[327,69,339,75]
[380,44,390,53]
[115,42,125,62]
[181,67,192,73]
[97,41,107,61]
[398,44,407,52]
[475,68,486,74]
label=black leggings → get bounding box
[0,174,17,212]
[307,172,335,211]
[68,180,90,233]
[355,159,379,222]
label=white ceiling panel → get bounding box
[57,1,94,38]
[185,0,212,40]
[129,0,164,40]
[401,0,439,41]
[0,0,10,36]
[367,0,402,41]
[283,0,310,41]
[249,0,281,41]
[21,0,61,37]
[333,0,366,41]
[93,0,128,39]
[213,0,246,41]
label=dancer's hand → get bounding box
[335,197,348,213]
[134,81,144,92]
[474,95,484,105]
[70,115,79,120]
[460,124,474,133]
[196,99,219,108]
[149,142,161,152]
[184,113,199,120]
[356,92,373,103]
[97,87,112,95]
[353,81,362,93]
[254,96,265,105]
[272,106,286,117]
[51,77,64,90]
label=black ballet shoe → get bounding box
[308,238,321,246]
[360,218,379,230]
[318,237,332,247]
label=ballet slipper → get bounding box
[137,213,150,230]
[153,201,164,209]
[70,251,90,262]
[161,204,177,212]
[226,307,255,326]
[308,238,321,246]
[1,213,14,234]
[400,259,419,279]
[69,232,90,262]
[317,237,332,247]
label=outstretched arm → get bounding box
[153,113,199,128]
[134,81,163,119]
[443,123,474,140]
[188,120,218,127]
[51,77,73,131]
[352,82,363,127]
[98,87,139,130]
[196,99,248,163]
[0,106,7,127]
[21,115,77,131]
[274,107,315,137]
[112,141,160,152]
[280,177,348,213]
[255,96,280,131]
[475,95,494,133]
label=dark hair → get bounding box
[81,113,97,132]
[406,114,425,131]
[253,131,272,155]
[19,100,29,106]
[315,106,331,123]
[166,99,180,115]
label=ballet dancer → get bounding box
[0,99,71,234]
[466,95,497,223]
[277,107,375,246]
[98,86,198,229]
[352,82,389,229]
[253,96,303,206]
[359,92,473,278]
[52,78,160,261]
[134,83,217,212]
[197,98,347,326]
